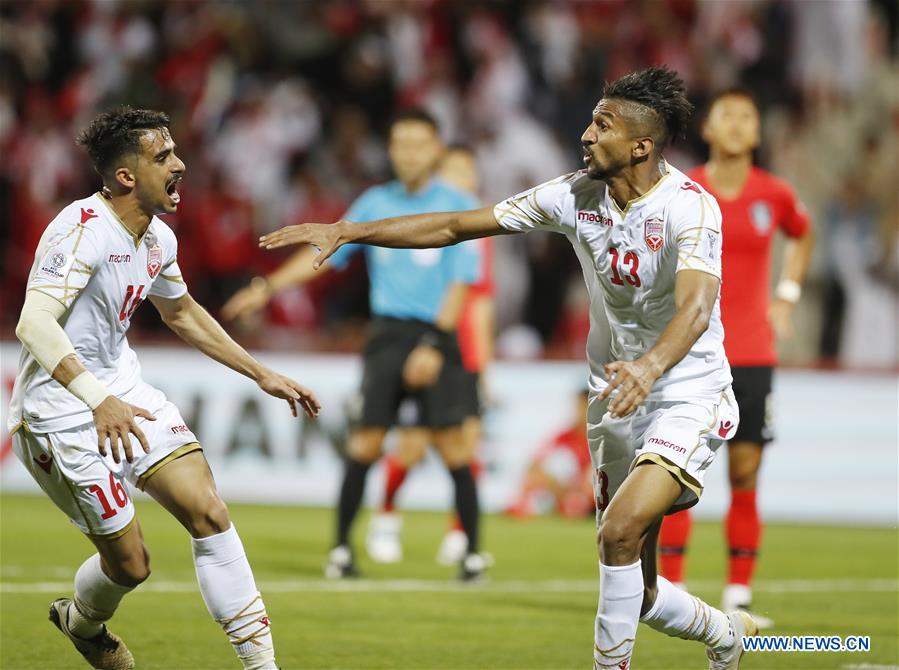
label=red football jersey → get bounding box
[689,165,810,366]
[457,237,495,372]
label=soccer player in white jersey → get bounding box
[8,107,320,670]
[259,67,757,669]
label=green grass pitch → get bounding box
[1,493,896,669]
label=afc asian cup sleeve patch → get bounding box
[698,230,720,262]
[34,248,76,284]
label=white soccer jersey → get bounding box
[8,193,188,433]
[494,161,732,400]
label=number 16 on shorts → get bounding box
[12,426,137,537]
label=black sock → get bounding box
[336,458,371,548]
[449,465,479,554]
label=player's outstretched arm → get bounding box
[599,270,719,417]
[150,293,321,418]
[259,206,509,270]
[16,291,155,462]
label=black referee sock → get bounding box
[336,458,371,548]
[449,465,480,555]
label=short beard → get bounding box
[586,163,609,181]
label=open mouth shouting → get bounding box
[165,175,182,205]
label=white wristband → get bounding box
[775,279,802,304]
[67,371,111,410]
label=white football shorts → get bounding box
[12,397,199,537]
[587,387,739,524]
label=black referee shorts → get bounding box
[357,318,468,430]
[730,366,774,445]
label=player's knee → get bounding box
[433,429,470,469]
[109,547,151,587]
[349,431,384,464]
[186,494,231,538]
[728,463,758,490]
[439,447,470,470]
[396,434,428,468]
[396,449,425,468]
[598,514,641,561]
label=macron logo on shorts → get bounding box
[647,437,686,454]
[718,420,734,438]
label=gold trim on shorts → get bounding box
[135,442,202,490]
[87,516,137,540]
[634,452,703,500]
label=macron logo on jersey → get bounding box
[80,208,98,224]
[577,210,612,226]
[681,181,701,194]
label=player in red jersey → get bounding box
[367,145,496,567]
[659,89,814,625]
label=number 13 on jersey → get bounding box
[609,247,641,287]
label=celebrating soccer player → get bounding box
[258,66,758,669]
[658,88,814,626]
[8,108,320,670]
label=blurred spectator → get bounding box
[823,175,898,368]
[0,0,895,368]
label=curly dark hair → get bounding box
[77,107,171,179]
[602,66,693,150]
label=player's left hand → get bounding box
[259,221,345,270]
[256,370,322,418]
[769,298,795,340]
[599,359,661,418]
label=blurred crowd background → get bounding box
[1,0,896,368]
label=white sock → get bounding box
[595,561,643,668]
[641,575,734,652]
[70,553,134,638]
[192,525,277,670]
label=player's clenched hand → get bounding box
[92,397,155,464]
[403,344,444,390]
[259,221,345,270]
[222,284,270,322]
[599,359,661,418]
[256,370,322,418]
